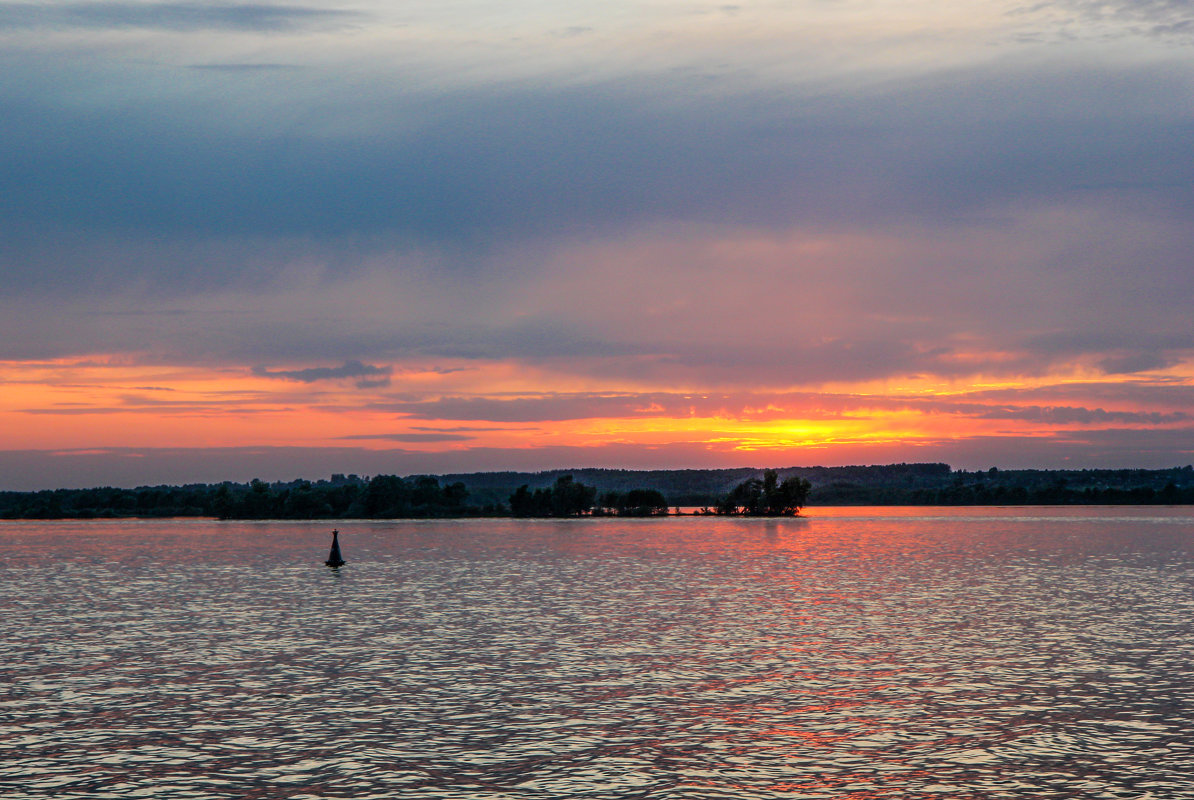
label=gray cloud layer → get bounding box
[2,53,1190,384]
[0,2,355,32]
[253,360,392,388]
[1046,0,1194,30]
[4,64,1191,257]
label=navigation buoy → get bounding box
[325,528,345,567]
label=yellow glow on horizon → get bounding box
[3,354,1192,461]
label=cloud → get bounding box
[410,425,519,433]
[370,393,684,423]
[1,40,1191,393]
[368,391,873,424]
[4,56,1192,255]
[969,405,1190,426]
[953,381,1194,413]
[338,433,475,443]
[1,199,1190,393]
[187,63,303,71]
[1037,0,1194,33]
[253,360,392,388]
[0,2,357,32]
[17,390,288,416]
[366,389,1194,427]
[1097,351,1181,375]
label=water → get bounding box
[3,507,1194,798]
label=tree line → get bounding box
[508,475,671,517]
[0,474,678,520]
[0,472,799,520]
[2,464,1191,519]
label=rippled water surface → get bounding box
[4,507,1194,798]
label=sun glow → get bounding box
[6,353,1190,474]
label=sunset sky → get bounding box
[2,0,1193,489]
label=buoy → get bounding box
[325,528,345,567]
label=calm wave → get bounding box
[4,507,1194,798]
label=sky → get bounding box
[1,0,1193,489]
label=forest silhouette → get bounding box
[2,464,1192,519]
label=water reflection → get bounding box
[2,509,1193,798]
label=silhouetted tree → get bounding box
[508,476,595,517]
[717,470,810,516]
[617,488,669,516]
[410,475,444,511]
[443,481,469,511]
[509,485,535,517]
[549,475,596,516]
[364,475,409,516]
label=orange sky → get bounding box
[4,352,1192,487]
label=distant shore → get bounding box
[2,463,1191,519]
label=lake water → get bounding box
[4,507,1194,798]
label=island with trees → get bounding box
[711,470,811,516]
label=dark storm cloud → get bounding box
[0,2,356,32]
[253,360,392,387]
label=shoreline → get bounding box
[5,502,1194,522]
